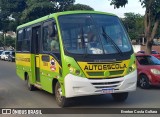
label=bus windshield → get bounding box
[58,14,132,55]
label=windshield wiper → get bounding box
[102,26,123,55]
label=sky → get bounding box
[75,0,145,18]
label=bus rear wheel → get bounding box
[112,92,128,102]
[55,82,69,107]
[26,74,35,91]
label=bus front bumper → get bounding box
[64,70,137,98]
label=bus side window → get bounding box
[42,26,51,51]
[49,24,59,52]
[17,30,23,51]
[22,28,31,52]
[42,21,59,53]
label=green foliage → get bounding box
[123,12,144,40]
[5,36,15,47]
[109,0,160,53]
[0,0,26,13]
[51,0,75,11]
[109,0,160,21]
[0,0,77,48]
[0,34,4,47]
[140,0,160,23]
[0,19,10,32]
[66,4,94,11]
[0,0,76,27]
[109,0,128,8]
[0,0,26,32]
[0,0,26,20]
[0,34,15,47]
[21,1,56,23]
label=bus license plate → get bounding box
[102,88,115,94]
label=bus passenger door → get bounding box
[32,26,41,83]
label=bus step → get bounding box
[34,84,42,89]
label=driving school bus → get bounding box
[16,11,137,107]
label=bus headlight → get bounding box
[151,69,160,75]
[69,67,75,73]
[68,64,81,76]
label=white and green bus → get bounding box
[16,11,137,107]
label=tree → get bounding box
[0,0,26,21]
[5,36,15,47]
[123,12,144,40]
[21,0,56,23]
[50,0,75,12]
[0,0,26,29]
[0,34,4,47]
[0,0,76,28]
[110,0,128,8]
[109,0,160,54]
[21,0,76,23]
[66,4,94,11]
[0,34,15,48]
[0,0,26,44]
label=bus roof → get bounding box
[17,10,116,30]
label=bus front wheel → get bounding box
[112,92,128,102]
[55,82,69,107]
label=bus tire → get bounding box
[55,82,69,107]
[112,92,128,102]
[26,74,35,91]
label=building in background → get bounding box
[6,31,16,38]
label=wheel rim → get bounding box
[56,84,63,103]
[140,77,146,87]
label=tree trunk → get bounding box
[145,19,160,54]
[144,1,160,54]
[145,38,152,54]
[144,8,151,54]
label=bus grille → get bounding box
[87,72,104,76]
[86,70,124,77]
[109,70,124,75]
[91,81,122,89]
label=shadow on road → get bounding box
[35,87,160,108]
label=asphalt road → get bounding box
[0,60,160,116]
